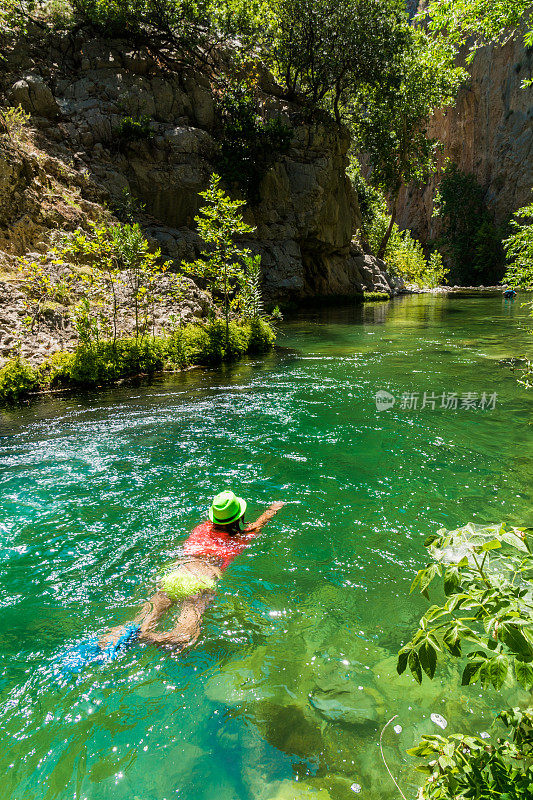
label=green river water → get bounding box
[0,293,532,800]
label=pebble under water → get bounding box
[0,293,532,800]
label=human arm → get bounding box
[245,501,285,535]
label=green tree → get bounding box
[352,32,463,258]
[264,0,410,123]
[433,163,505,284]
[184,174,256,347]
[503,200,533,289]
[422,0,533,64]
[17,257,73,333]
[51,221,173,343]
[70,0,210,65]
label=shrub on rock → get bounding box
[0,355,38,402]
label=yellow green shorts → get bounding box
[160,569,216,601]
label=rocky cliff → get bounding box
[396,36,533,242]
[0,28,398,308]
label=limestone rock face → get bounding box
[396,37,533,241]
[0,31,399,307]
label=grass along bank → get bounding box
[0,318,275,402]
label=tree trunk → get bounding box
[111,280,118,349]
[377,192,399,261]
[224,263,229,351]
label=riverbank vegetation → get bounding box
[398,522,533,799]
[0,318,274,401]
[1,174,275,403]
[502,199,533,387]
[353,170,449,288]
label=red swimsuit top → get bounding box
[183,521,259,571]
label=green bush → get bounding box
[217,82,292,200]
[434,163,505,284]
[217,319,251,359]
[387,232,448,288]
[246,318,276,352]
[35,319,275,395]
[179,321,225,365]
[0,356,38,402]
[362,291,389,302]
[182,319,252,363]
[114,115,153,149]
[42,350,75,388]
[69,338,166,386]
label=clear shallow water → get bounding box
[0,293,532,800]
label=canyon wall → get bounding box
[0,29,398,306]
[396,36,533,242]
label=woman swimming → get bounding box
[100,491,284,654]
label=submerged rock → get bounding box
[266,779,332,800]
[309,690,378,726]
[309,660,381,726]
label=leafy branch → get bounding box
[397,522,533,691]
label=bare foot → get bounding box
[99,625,126,648]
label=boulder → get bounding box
[10,75,60,119]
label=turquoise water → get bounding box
[0,293,532,800]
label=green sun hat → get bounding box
[209,490,247,525]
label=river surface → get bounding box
[0,293,532,800]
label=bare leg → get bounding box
[99,559,221,651]
[99,591,173,648]
[138,591,215,652]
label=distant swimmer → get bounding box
[503,289,517,299]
